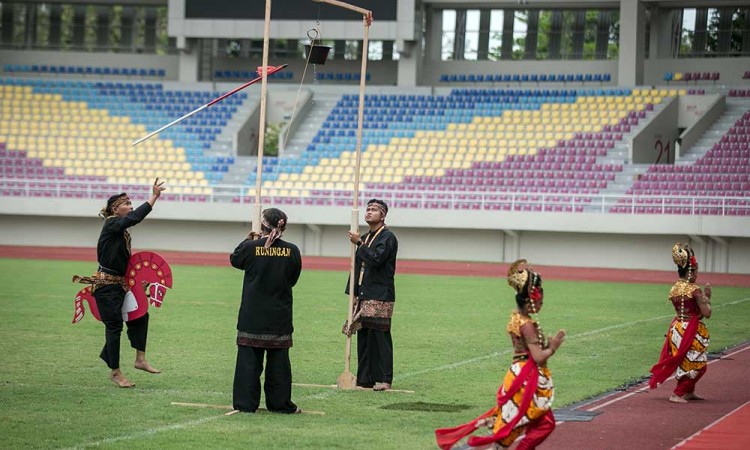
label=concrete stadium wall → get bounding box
[631,96,679,164]
[1,198,749,274]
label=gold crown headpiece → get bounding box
[507,259,530,294]
[672,242,695,269]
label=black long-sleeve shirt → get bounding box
[230,237,302,335]
[97,202,152,276]
[346,227,398,302]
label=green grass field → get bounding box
[1,258,748,449]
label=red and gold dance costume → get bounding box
[649,243,711,397]
[436,261,556,450]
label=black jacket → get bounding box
[231,237,302,335]
[345,227,398,302]
[97,202,152,275]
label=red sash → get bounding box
[648,315,700,389]
[435,357,539,450]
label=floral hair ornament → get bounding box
[507,259,529,294]
[672,242,696,269]
[672,242,697,279]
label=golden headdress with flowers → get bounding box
[672,242,696,269]
[507,259,529,294]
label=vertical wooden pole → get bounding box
[253,0,273,233]
[339,10,371,390]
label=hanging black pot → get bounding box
[305,44,331,65]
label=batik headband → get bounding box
[99,193,130,218]
[368,200,388,217]
[261,217,286,249]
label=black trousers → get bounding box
[94,284,149,370]
[356,327,393,387]
[233,346,297,413]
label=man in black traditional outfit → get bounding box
[230,208,303,413]
[73,178,166,388]
[345,199,399,391]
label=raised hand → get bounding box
[704,283,712,300]
[152,177,166,197]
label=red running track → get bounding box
[1,245,749,287]
[537,342,750,450]
[676,400,750,449]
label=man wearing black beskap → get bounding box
[346,199,399,391]
[230,208,302,413]
[73,178,166,388]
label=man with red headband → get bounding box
[649,243,712,403]
[345,198,399,391]
[75,178,165,388]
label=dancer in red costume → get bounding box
[649,243,712,403]
[435,259,565,450]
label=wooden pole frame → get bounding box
[253,0,274,235]
[312,0,374,390]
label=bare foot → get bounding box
[110,372,135,388]
[134,361,161,374]
[373,382,391,391]
[669,394,688,403]
[683,392,705,401]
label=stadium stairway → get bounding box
[592,97,674,211]
[205,94,260,156]
[282,93,341,155]
[677,100,750,165]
